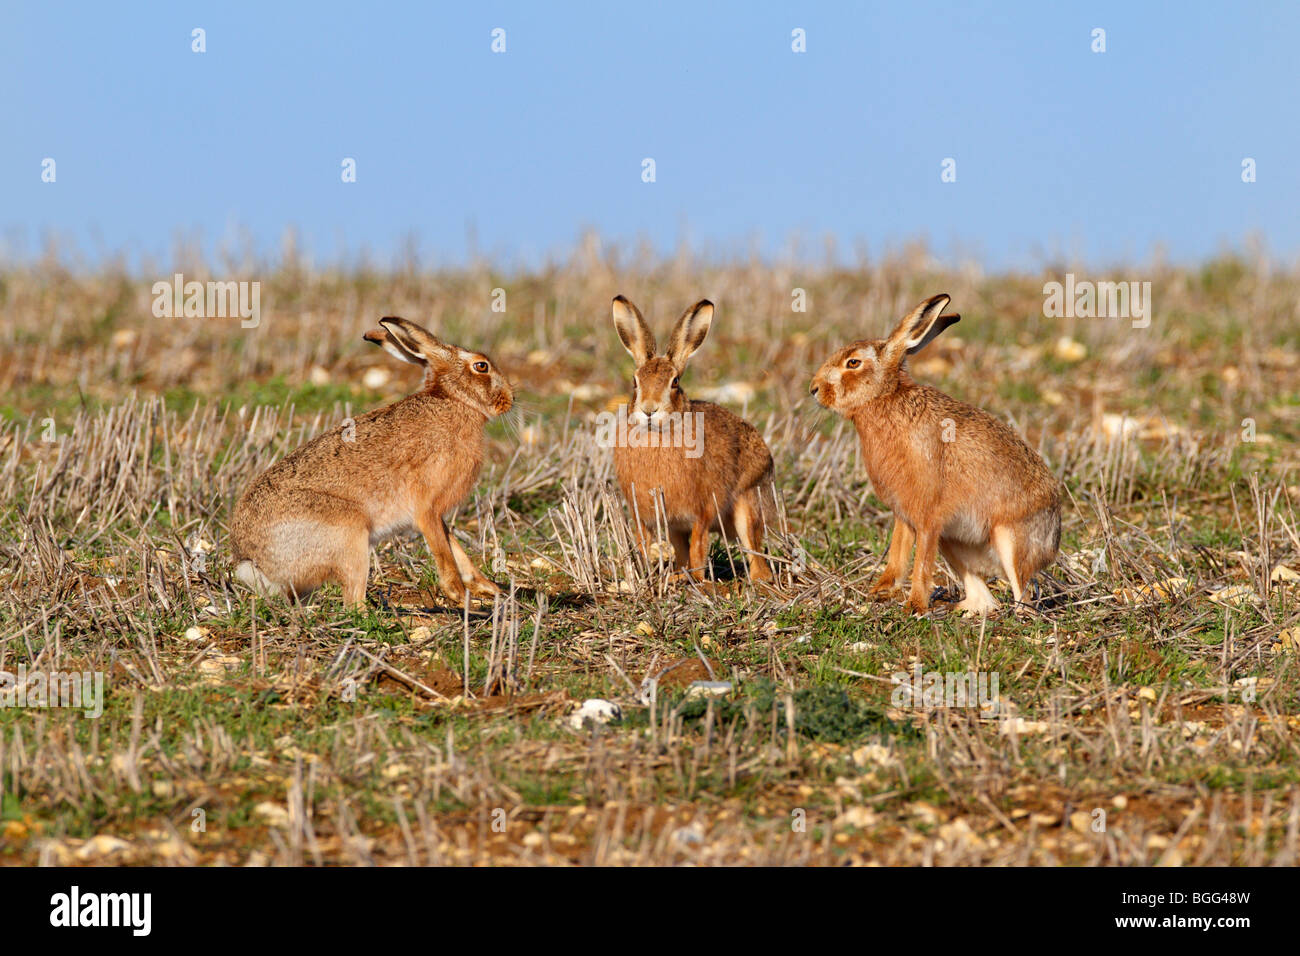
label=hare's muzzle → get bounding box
[809,371,834,407]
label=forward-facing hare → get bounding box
[609,295,775,583]
[230,317,512,607]
[810,294,1060,615]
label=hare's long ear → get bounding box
[885,294,960,362]
[665,299,714,373]
[378,317,457,373]
[612,296,656,365]
[363,327,423,367]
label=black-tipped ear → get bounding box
[887,294,958,357]
[906,312,960,354]
[379,317,456,370]
[611,296,656,365]
[378,317,425,355]
[364,327,424,367]
[666,300,714,372]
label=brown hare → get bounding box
[230,317,512,607]
[810,294,1060,616]
[608,295,776,583]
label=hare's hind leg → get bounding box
[245,494,370,606]
[869,519,915,599]
[940,539,999,617]
[732,491,772,583]
[335,532,371,607]
[287,519,369,606]
[992,525,1036,613]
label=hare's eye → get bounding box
[473,361,490,373]
[671,377,680,389]
[846,358,862,369]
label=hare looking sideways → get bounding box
[230,317,512,607]
[810,294,1061,615]
[609,296,776,583]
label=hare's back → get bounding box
[925,389,1058,511]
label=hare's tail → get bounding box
[235,559,286,599]
[1026,504,1062,569]
[1000,505,1061,598]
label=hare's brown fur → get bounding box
[230,318,512,607]
[610,296,776,582]
[811,294,1060,615]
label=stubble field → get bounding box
[1,241,1298,865]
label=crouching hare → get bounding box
[810,294,1060,615]
[230,317,512,607]
[609,295,776,583]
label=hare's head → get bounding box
[611,296,713,428]
[366,318,513,417]
[810,294,959,415]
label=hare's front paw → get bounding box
[868,578,901,601]
[468,576,503,599]
[668,568,708,585]
[438,578,469,606]
[904,596,931,617]
[1009,600,1038,620]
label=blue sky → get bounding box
[2,1,1296,270]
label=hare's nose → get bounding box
[809,384,819,396]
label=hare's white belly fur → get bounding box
[368,512,417,546]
